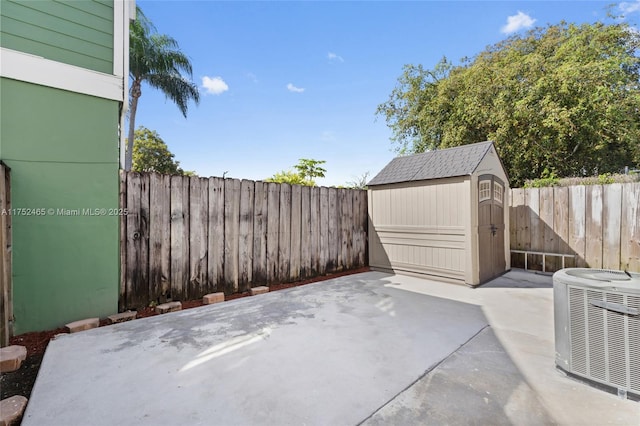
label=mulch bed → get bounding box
[0,267,370,403]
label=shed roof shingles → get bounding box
[368,141,494,186]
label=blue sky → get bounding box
[132,1,640,186]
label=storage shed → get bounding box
[367,141,510,286]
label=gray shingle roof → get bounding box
[368,141,494,186]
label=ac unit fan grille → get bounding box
[568,286,640,395]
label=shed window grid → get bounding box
[479,180,491,202]
[494,182,503,204]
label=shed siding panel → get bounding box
[0,0,114,74]
[368,178,468,280]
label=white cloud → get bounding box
[202,76,229,95]
[620,0,640,15]
[327,52,344,62]
[287,83,305,93]
[501,11,536,34]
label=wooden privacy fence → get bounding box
[120,172,368,309]
[509,183,640,273]
[1,163,11,346]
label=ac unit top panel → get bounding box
[554,268,640,293]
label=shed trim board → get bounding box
[368,142,510,286]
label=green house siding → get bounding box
[0,78,119,333]
[0,0,114,74]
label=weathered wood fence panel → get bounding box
[120,171,368,309]
[1,163,12,346]
[509,182,640,272]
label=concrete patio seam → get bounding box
[356,324,491,426]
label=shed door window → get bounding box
[479,180,492,202]
[493,182,503,204]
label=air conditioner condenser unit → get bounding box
[554,268,640,400]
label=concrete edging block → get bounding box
[155,301,182,314]
[250,286,269,296]
[0,346,27,373]
[0,395,28,426]
[203,292,224,305]
[107,311,137,325]
[65,318,99,333]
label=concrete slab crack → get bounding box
[356,324,491,426]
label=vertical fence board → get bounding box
[310,187,320,275]
[341,189,353,270]
[0,164,11,346]
[238,180,254,292]
[289,185,302,281]
[266,183,280,283]
[319,187,329,274]
[553,187,569,271]
[327,187,338,272]
[207,177,224,292]
[352,190,362,269]
[568,186,586,267]
[527,188,542,270]
[602,184,622,270]
[360,190,368,267]
[170,176,189,300]
[118,171,127,311]
[189,177,209,298]
[126,173,150,308]
[300,186,311,278]
[509,188,525,267]
[149,173,171,302]
[512,188,526,250]
[278,184,292,282]
[252,181,267,285]
[621,183,640,271]
[224,179,241,294]
[539,187,556,271]
[585,185,604,268]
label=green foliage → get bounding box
[126,6,200,170]
[596,173,615,185]
[132,127,191,175]
[525,172,638,187]
[524,169,559,188]
[294,159,327,180]
[265,159,326,186]
[264,170,314,186]
[377,21,640,187]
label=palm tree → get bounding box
[126,8,200,170]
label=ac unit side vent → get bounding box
[630,296,640,392]
[568,286,639,395]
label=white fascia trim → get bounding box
[113,0,125,78]
[115,0,134,168]
[0,47,124,101]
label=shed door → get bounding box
[478,176,506,283]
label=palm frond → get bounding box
[146,73,200,117]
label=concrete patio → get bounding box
[23,270,639,425]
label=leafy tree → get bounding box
[377,22,640,186]
[294,159,327,181]
[127,7,200,170]
[132,127,192,175]
[265,159,326,186]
